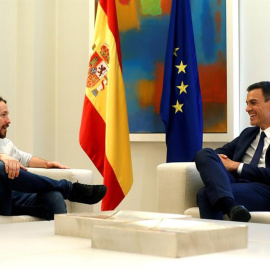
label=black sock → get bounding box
[215,197,238,215]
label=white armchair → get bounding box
[0,168,93,224]
[157,162,270,224]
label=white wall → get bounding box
[0,0,17,140]
[0,0,269,212]
[239,0,270,131]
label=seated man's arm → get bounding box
[0,153,27,179]
[240,164,270,186]
[218,154,241,172]
[28,156,70,169]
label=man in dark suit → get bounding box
[195,81,270,222]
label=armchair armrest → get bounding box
[27,168,93,184]
[157,162,203,214]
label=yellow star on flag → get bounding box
[177,81,188,94]
[174,47,179,56]
[172,100,184,113]
[175,61,187,74]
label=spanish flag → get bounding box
[79,0,133,210]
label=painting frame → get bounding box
[128,0,239,142]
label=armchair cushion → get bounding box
[0,168,93,224]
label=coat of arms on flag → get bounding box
[87,43,109,97]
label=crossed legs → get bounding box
[195,148,270,221]
[0,161,71,219]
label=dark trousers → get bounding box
[195,148,270,220]
[0,161,72,220]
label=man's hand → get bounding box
[44,161,70,169]
[0,154,27,179]
[218,154,240,172]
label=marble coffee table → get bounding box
[0,218,269,269]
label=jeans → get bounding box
[195,148,270,220]
[0,161,73,220]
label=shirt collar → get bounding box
[261,127,270,139]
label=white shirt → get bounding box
[237,127,270,174]
[0,138,32,167]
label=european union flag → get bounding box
[160,0,203,162]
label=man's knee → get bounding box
[195,148,216,159]
[195,148,217,165]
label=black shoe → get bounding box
[229,205,251,222]
[69,182,107,204]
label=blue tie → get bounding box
[250,132,266,166]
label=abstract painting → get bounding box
[115,0,227,134]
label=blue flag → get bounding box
[160,0,203,162]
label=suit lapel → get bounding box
[234,127,259,161]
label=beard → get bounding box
[0,125,8,139]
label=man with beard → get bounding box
[0,97,106,220]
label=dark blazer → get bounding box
[215,126,270,186]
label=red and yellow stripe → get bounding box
[80,0,133,210]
